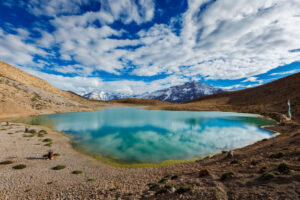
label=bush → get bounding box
[259,166,267,173]
[155,188,168,195]
[158,178,168,184]
[28,129,36,134]
[259,172,275,181]
[269,152,284,159]
[43,138,52,142]
[220,172,234,181]
[88,178,96,182]
[13,164,26,169]
[0,160,13,165]
[72,170,83,175]
[278,163,290,174]
[175,185,192,194]
[147,183,159,190]
[171,175,178,180]
[52,165,65,170]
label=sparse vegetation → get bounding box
[259,172,275,181]
[158,178,168,184]
[7,132,13,135]
[147,183,159,190]
[0,160,13,165]
[25,188,32,193]
[43,138,52,142]
[47,182,53,185]
[88,178,96,182]
[72,170,83,175]
[155,188,168,195]
[278,163,290,174]
[13,164,26,169]
[259,166,267,173]
[269,152,284,158]
[199,169,210,177]
[175,185,192,194]
[171,175,178,180]
[220,172,234,181]
[52,165,66,170]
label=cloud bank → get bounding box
[0,0,299,93]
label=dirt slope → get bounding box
[0,61,104,119]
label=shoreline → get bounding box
[5,108,278,168]
[1,110,299,199]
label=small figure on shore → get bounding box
[25,126,28,133]
[227,150,234,159]
[48,150,54,160]
[6,122,10,126]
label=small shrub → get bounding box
[155,188,168,195]
[38,130,48,134]
[258,166,267,173]
[25,189,32,193]
[13,164,26,170]
[164,174,172,179]
[43,138,52,142]
[7,132,13,135]
[147,183,159,190]
[72,170,83,175]
[220,172,234,181]
[269,152,284,159]
[44,142,52,147]
[175,185,192,194]
[52,165,65,170]
[158,178,168,184]
[38,133,44,137]
[278,163,290,174]
[88,178,96,182]
[47,182,53,185]
[28,129,36,134]
[0,160,13,165]
[230,160,238,164]
[164,184,172,190]
[171,175,178,180]
[260,172,275,181]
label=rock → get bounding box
[199,169,210,177]
[171,187,176,193]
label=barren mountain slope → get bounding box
[149,73,300,122]
[0,61,104,119]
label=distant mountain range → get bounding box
[82,81,224,103]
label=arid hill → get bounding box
[149,73,300,122]
[0,61,104,119]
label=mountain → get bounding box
[0,61,103,119]
[83,81,224,103]
[83,91,132,101]
[149,73,300,122]
[137,81,224,103]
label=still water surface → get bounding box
[19,107,274,164]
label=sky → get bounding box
[0,0,300,95]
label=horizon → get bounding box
[1,0,300,95]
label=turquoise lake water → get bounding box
[20,107,275,164]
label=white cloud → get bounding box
[0,28,46,66]
[1,0,300,94]
[270,69,300,76]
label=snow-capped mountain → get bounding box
[136,81,224,103]
[82,81,224,102]
[83,91,131,101]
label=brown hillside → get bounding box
[0,61,96,105]
[0,61,104,119]
[149,73,300,122]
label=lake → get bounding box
[18,107,275,164]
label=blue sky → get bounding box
[0,0,299,94]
